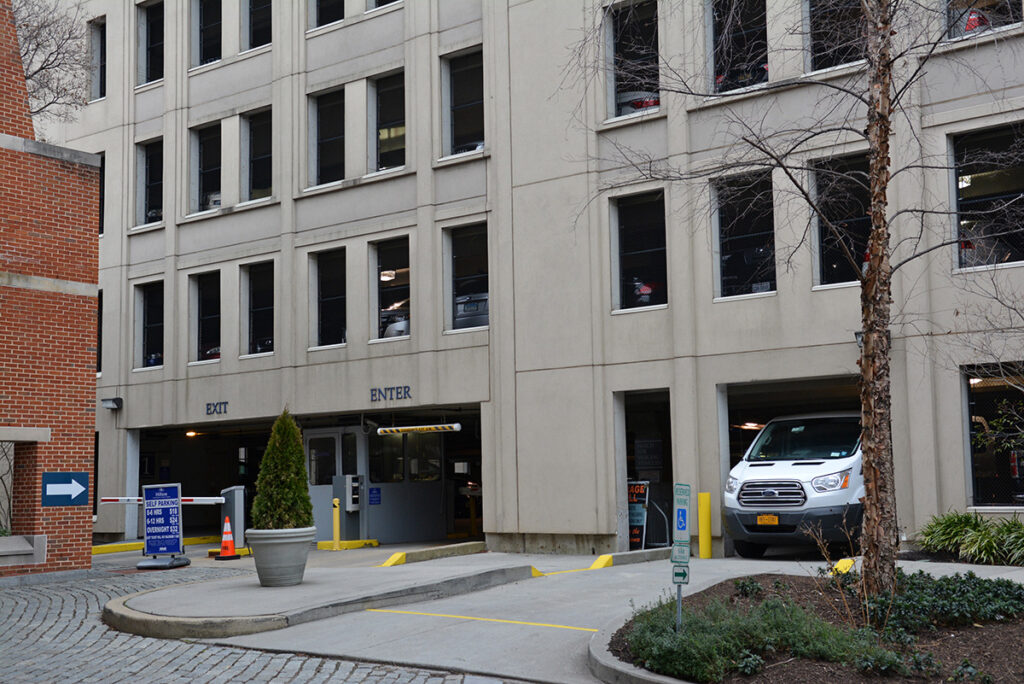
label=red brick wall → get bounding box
[0,0,98,578]
[0,0,34,139]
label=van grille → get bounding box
[738,480,806,507]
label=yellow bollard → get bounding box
[698,492,711,559]
[332,497,341,551]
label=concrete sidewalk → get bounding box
[99,545,1024,684]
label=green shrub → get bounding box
[734,577,763,597]
[0,527,9,537]
[918,511,986,555]
[959,518,1004,564]
[250,409,314,530]
[864,570,1024,634]
[626,596,900,683]
[999,516,1024,566]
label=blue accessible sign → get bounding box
[41,472,89,506]
[143,483,184,556]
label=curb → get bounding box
[604,547,671,567]
[102,563,536,639]
[588,618,695,684]
[380,541,487,566]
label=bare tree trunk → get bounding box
[860,0,899,597]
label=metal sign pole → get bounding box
[676,584,682,633]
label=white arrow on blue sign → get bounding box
[41,472,89,506]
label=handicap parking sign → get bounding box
[676,508,687,532]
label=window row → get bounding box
[120,225,487,371]
[129,51,481,224]
[89,1,403,96]
[607,0,1023,117]
[612,122,1024,307]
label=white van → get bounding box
[722,412,864,558]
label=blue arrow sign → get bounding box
[41,472,89,506]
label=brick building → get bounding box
[0,0,100,577]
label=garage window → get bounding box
[369,433,404,483]
[954,124,1024,268]
[374,72,405,170]
[816,155,869,285]
[610,0,659,117]
[716,174,776,297]
[615,191,667,309]
[809,0,865,71]
[445,50,484,155]
[315,248,346,346]
[193,272,220,361]
[375,237,410,339]
[966,367,1024,506]
[245,262,274,354]
[712,0,767,92]
[948,0,1021,38]
[450,224,488,329]
[137,281,163,368]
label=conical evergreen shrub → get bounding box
[251,409,314,530]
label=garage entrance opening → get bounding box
[623,390,673,549]
[724,376,860,468]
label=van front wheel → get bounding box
[733,541,767,558]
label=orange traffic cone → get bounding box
[214,516,241,560]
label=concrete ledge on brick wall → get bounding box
[0,427,51,442]
[0,535,46,567]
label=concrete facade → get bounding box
[48,0,1024,552]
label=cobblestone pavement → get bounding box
[0,565,508,683]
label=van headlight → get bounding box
[725,477,739,494]
[811,469,851,492]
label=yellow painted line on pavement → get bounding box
[366,608,598,632]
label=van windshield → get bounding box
[745,417,861,462]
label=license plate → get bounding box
[463,302,478,312]
[756,514,779,526]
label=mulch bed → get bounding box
[609,573,1024,683]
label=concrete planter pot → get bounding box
[245,526,316,587]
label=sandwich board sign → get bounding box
[627,480,649,550]
[140,483,189,569]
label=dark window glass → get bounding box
[141,282,163,367]
[712,0,767,92]
[95,21,106,98]
[966,367,1024,506]
[718,174,776,297]
[377,237,410,338]
[248,262,274,354]
[146,3,164,82]
[612,0,659,116]
[369,433,403,483]
[317,249,346,346]
[810,0,865,71]
[449,51,484,154]
[618,192,667,309]
[196,272,220,360]
[817,156,870,285]
[248,111,272,199]
[144,140,163,223]
[199,0,222,64]
[375,0,400,7]
[308,436,336,486]
[249,0,271,48]
[98,153,104,234]
[376,73,405,170]
[948,0,1022,38]
[955,125,1024,268]
[96,290,102,373]
[316,90,344,184]
[197,125,221,211]
[451,224,488,329]
[407,433,441,482]
[317,0,344,26]
[624,391,673,548]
